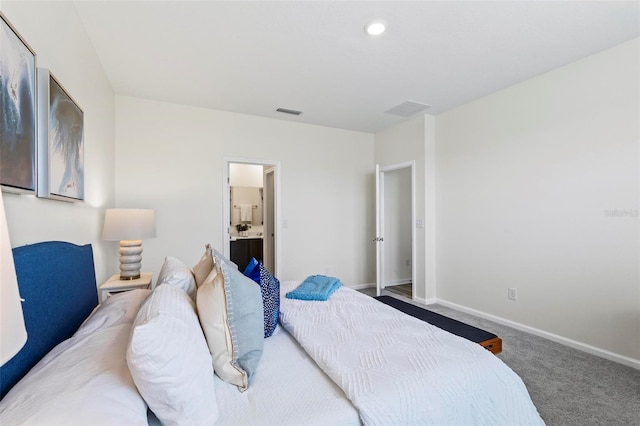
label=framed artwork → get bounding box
[37,68,84,202]
[0,13,37,193]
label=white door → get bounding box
[263,167,276,274]
[375,164,384,296]
[375,161,416,299]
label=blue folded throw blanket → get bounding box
[286,275,342,301]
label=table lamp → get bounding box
[102,208,156,280]
[0,191,28,365]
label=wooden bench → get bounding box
[375,296,502,355]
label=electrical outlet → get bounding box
[508,288,517,301]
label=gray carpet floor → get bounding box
[361,288,640,426]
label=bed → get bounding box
[0,241,544,425]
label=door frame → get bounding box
[223,157,282,278]
[376,161,416,299]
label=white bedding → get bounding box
[0,290,151,426]
[2,278,544,426]
[213,324,360,426]
[280,281,545,425]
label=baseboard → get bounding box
[414,296,436,305]
[433,299,640,371]
[348,283,375,290]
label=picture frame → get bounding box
[37,68,84,202]
[0,12,37,193]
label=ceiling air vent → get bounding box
[384,101,431,117]
[276,107,302,116]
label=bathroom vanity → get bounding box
[230,237,263,271]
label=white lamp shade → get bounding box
[102,209,156,241]
[0,191,28,365]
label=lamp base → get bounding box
[119,240,143,281]
[119,274,141,281]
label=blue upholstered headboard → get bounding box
[0,241,98,399]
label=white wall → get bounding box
[436,39,640,361]
[115,95,375,286]
[230,164,264,228]
[230,186,262,228]
[5,0,636,366]
[1,2,116,284]
[229,163,263,187]
[374,114,437,301]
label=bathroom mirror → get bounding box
[230,186,263,227]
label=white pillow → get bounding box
[127,285,217,426]
[156,256,197,301]
[0,290,151,425]
[197,250,264,392]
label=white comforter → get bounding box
[280,282,544,425]
[213,325,360,426]
[0,290,151,425]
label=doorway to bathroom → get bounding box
[222,157,281,278]
[375,161,415,299]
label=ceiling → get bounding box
[73,1,640,134]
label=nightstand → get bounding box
[100,272,153,302]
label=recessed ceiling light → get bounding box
[365,21,386,36]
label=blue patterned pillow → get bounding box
[258,264,280,338]
[243,257,261,284]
